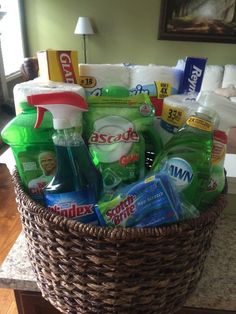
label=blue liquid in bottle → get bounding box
[44,128,103,224]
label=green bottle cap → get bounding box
[19,101,35,112]
[102,86,129,97]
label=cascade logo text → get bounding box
[89,127,139,145]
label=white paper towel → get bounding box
[201,65,224,92]
[13,79,85,115]
[129,65,183,96]
[79,63,130,96]
[222,64,236,88]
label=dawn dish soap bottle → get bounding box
[151,106,217,209]
[27,91,103,224]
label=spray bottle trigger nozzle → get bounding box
[35,107,47,128]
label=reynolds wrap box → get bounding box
[179,57,207,99]
[37,50,80,84]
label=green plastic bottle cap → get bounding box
[102,86,129,97]
[19,101,35,112]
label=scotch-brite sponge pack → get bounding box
[79,63,130,96]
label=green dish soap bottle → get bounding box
[1,100,55,203]
[151,106,217,208]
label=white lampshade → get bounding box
[74,17,94,35]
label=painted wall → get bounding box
[23,0,236,66]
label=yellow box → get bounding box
[37,50,80,84]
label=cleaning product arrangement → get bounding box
[1,56,229,228]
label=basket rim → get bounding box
[13,169,226,240]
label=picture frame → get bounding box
[158,0,236,44]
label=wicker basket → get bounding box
[12,170,226,314]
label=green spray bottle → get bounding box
[1,100,54,203]
[1,82,86,203]
[151,106,218,208]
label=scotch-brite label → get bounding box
[186,116,212,132]
[99,194,136,226]
[161,103,186,134]
[45,191,98,224]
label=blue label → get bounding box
[96,173,182,228]
[163,158,193,191]
[44,190,98,224]
[179,57,207,95]
[129,84,178,97]
[160,119,178,134]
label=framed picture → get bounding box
[158,0,236,43]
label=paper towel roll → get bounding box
[222,64,236,88]
[159,94,199,145]
[129,65,183,96]
[201,65,224,92]
[13,79,85,115]
[79,63,130,96]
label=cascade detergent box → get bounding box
[37,50,80,84]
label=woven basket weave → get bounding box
[12,170,226,314]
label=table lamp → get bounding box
[74,16,94,64]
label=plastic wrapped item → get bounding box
[83,86,163,192]
[95,173,182,228]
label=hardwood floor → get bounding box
[0,163,22,314]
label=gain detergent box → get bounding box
[83,90,163,193]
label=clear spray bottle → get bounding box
[27,91,103,224]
